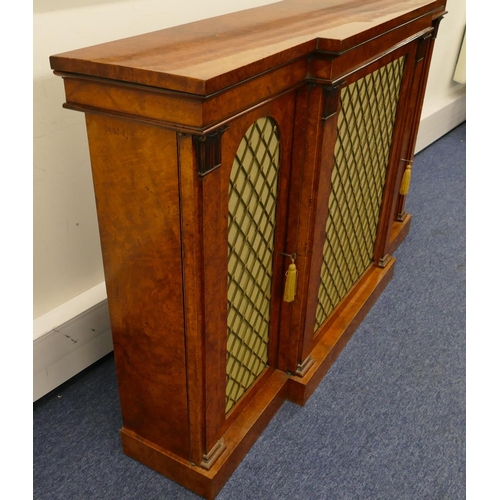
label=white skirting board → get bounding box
[33,93,466,402]
[415,87,466,154]
[33,296,113,402]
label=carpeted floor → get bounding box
[33,122,466,500]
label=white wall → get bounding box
[33,0,465,399]
[425,0,466,105]
[415,0,466,152]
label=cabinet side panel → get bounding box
[85,115,190,459]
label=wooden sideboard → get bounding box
[50,1,446,497]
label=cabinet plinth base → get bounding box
[287,258,396,406]
[121,369,288,500]
[389,213,412,255]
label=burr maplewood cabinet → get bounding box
[50,1,446,497]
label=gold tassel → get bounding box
[399,160,413,195]
[283,260,297,303]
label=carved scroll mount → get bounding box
[431,15,445,40]
[193,126,229,177]
[321,82,344,121]
[416,32,433,63]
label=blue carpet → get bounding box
[33,122,466,499]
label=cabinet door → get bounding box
[196,90,296,450]
[288,43,420,376]
[315,55,407,328]
[225,115,284,414]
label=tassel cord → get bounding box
[283,257,297,303]
[399,160,413,196]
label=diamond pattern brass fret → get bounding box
[226,117,280,413]
[315,56,406,331]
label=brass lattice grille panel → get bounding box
[315,56,406,331]
[226,117,280,413]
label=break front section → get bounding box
[285,31,441,400]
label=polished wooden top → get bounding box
[50,0,445,96]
